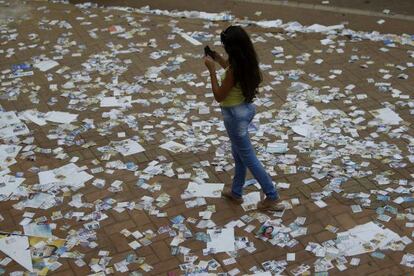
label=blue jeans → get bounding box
[221,103,278,200]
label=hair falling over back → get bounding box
[221,25,262,103]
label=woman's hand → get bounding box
[210,50,219,60]
[212,52,229,69]
[204,56,216,72]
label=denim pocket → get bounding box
[231,104,254,137]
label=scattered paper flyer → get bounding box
[0,1,413,275]
[159,141,187,153]
[38,163,93,188]
[0,235,33,272]
[22,193,57,209]
[45,111,78,124]
[0,111,30,138]
[23,223,53,238]
[0,175,25,197]
[100,96,132,107]
[291,124,315,137]
[33,59,59,72]
[206,228,235,253]
[185,182,224,198]
[112,139,145,156]
[0,144,22,168]
[241,191,261,211]
[20,110,47,126]
[178,32,202,46]
[267,142,288,153]
[336,222,401,256]
[369,107,403,125]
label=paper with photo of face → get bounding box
[256,220,279,240]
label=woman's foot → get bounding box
[223,191,243,204]
[257,197,285,211]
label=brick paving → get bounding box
[0,0,413,275]
[71,0,414,34]
[270,0,414,16]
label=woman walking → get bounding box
[204,25,283,211]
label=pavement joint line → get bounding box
[232,0,414,21]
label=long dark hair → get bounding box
[221,25,262,103]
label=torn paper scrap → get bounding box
[255,19,282,28]
[306,23,344,33]
[0,235,33,272]
[178,32,202,46]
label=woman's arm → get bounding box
[214,53,230,69]
[204,56,234,102]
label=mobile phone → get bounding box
[204,46,215,59]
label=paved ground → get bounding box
[277,0,414,16]
[69,0,414,34]
[0,0,413,275]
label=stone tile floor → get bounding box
[0,0,413,275]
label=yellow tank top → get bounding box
[220,68,245,107]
